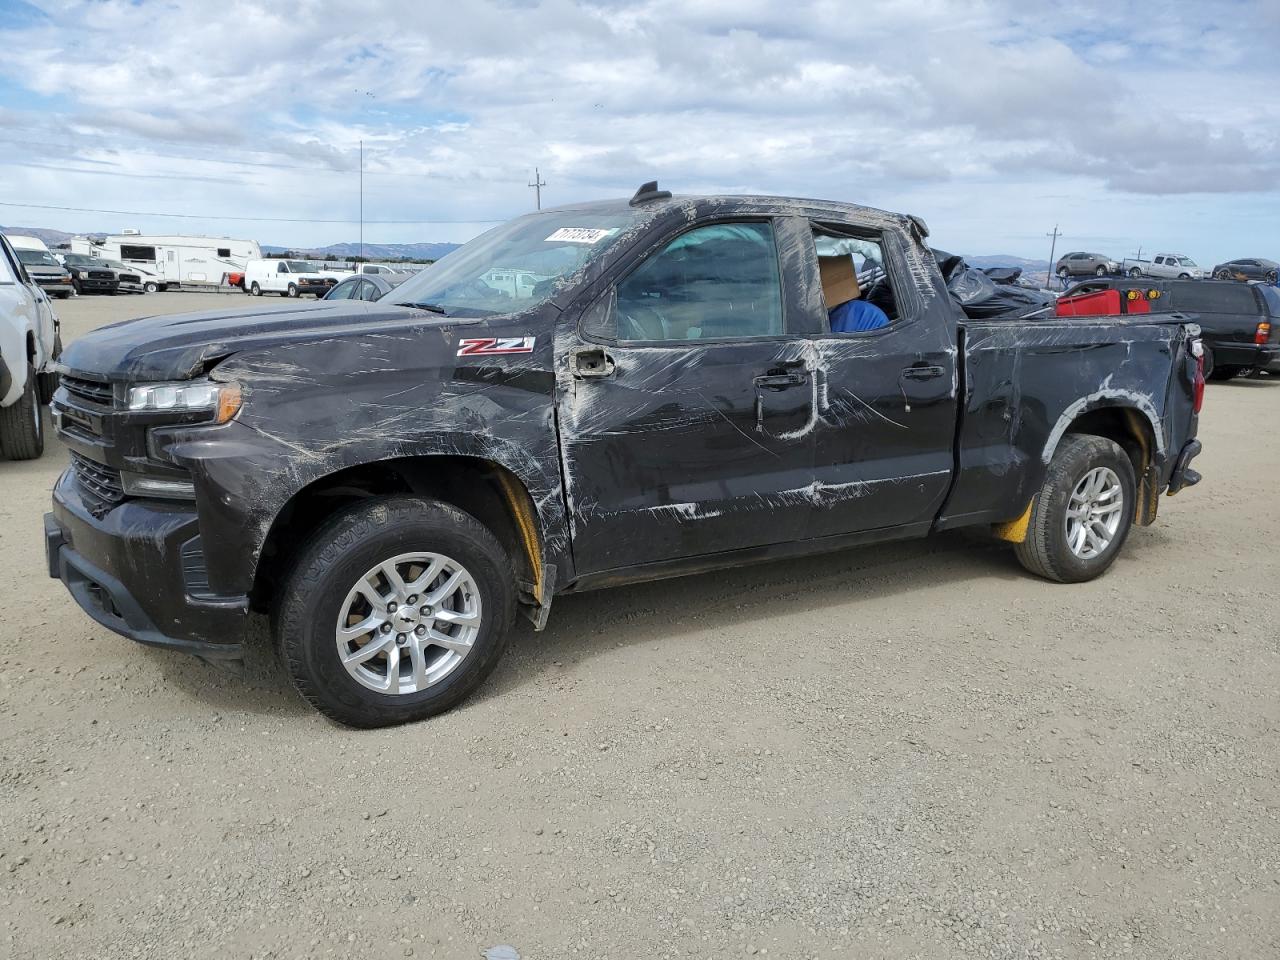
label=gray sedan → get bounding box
[322,274,398,302]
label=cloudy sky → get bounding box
[0,0,1277,262]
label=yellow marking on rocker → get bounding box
[497,470,543,601]
[993,499,1035,543]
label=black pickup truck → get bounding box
[45,185,1205,727]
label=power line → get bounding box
[0,200,506,226]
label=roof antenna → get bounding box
[630,180,672,206]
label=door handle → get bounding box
[571,347,616,379]
[754,372,807,389]
[900,365,946,381]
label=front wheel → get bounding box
[1177,273,1190,280]
[0,363,45,461]
[1014,434,1135,583]
[276,496,517,727]
[1267,270,1278,284]
[287,283,299,298]
[1095,266,1107,276]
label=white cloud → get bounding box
[0,0,1276,261]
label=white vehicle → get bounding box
[70,233,262,288]
[243,259,337,298]
[0,234,60,459]
[99,258,169,293]
[1123,253,1205,280]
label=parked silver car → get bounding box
[1055,251,1119,279]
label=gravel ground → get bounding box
[1,292,1277,960]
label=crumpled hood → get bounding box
[59,300,464,382]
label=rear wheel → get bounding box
[250,281,261,296]
[0,363,45,461]
[1128,267,1142,278]
[1267,270,1278,284]
[1014,434,1135,583]
[276,496,516,727]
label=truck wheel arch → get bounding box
[251,455,551,625]
[1041,399,1164,525]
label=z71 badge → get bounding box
[456,337,536,357]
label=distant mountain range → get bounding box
[0,225,76,247]
[261,241,460,261]
[961,254,1051,272]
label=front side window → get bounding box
[277,262,288,274]
[327,279,358,300]
[611,222,783,342]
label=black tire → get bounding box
[1177,273,1190,280]
[1267,271,1278,284]
[1095,266,1107,276]
[37,371,59,405]
[72,278,83,295]
[1128,267,1141,278]
[276,496,517,728]
[1201,345,1215,379]
[1057,267,1070,279]
[55,290,72,299]
[1214,269,1230,280]
[0,363,45,461]
[144,282,159,293]
[1014,434,1135,583]
[1208,365,1241,381]
[287,283,299,298]
[250,281,261,296]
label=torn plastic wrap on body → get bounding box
[932,249,1057,320]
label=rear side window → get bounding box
[1172,283,1257,314]
[612,222,784,342]
[1258,286,1280,317]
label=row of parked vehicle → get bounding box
[1055,250,1278,283]
[239,259,414,299]
[5,235,170,297]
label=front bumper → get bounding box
[45,472,248,659]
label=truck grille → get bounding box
[87,270,114,281]
[70,452,125,516]
[61,375,114,407]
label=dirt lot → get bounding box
[1,291,1277,960]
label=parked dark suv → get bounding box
[1065,277,1279,379]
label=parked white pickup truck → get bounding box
[0,234,60,459]
[1123,254,1205,280]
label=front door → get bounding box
[556,220,818,576]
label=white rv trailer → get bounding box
[69,232,262,288]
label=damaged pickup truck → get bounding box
[45,184,1206,727]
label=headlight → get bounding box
[127,380,242,423]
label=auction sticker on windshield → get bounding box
[545,227,615,244]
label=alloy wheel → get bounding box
[1064,467,1124,560]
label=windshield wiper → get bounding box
[395,301,449,315]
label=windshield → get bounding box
[17,250,58,267]
[1176,257,1197,266]
[391,207,646,316]
[286,260,317,272]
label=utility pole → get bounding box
[1046,224,1062,290]
[528,167,546,210]
[358,139,363,262]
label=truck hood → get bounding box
[25,265,68,278]
[59,300,465,382]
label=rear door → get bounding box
[800,220,959,536]
[556,218,819,575]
